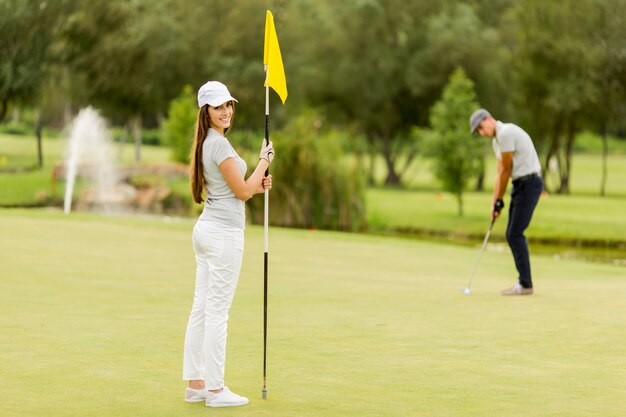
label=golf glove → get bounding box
[493,199,505,214]
[259,139,274,164]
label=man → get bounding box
[469,109,543,295]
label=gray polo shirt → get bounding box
[492,121,542,180]
[198,128,247,229]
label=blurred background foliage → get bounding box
[245,111,367,231]
[1,0,626,229]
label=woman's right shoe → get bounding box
[185,387,209,403]
[206,386,249,407]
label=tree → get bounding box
[297,1,506,186]
[0,0,67,167]
[0,0,53,120]
[296,0,439,185]
[407,3,508,190]
[510,0,605,194]
[61,0,192,161]
[406,3,507,117]
[591,0,626,196]
[427,68,483,216]
[162,86,196,164]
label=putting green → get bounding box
[1,209,624,417]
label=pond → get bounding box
[375,230,626,267]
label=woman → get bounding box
[182,81,274,407]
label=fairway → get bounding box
[1,209,624,417]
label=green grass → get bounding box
[1,209,625,417]
[367,151,626,245]
[367,188,626,244]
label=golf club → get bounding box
[462,218,496,295]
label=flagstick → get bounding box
[262,64,270,400]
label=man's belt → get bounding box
[513,172,540,183]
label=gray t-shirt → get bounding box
[492,121,542,180]
[198,128,247,229]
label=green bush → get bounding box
[141,129,162,146]
[246,111,367,232]
[0,122,31,136]
[162,85,197,163]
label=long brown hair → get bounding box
[189,103,235,204]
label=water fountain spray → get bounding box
[64,107,120,214]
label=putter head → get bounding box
[262,388,267,399]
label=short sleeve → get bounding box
[498,127,515,153]
[209,136,236,166]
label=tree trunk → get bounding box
[64,101,73,128]
[559,120,575,194]
[543,118,563,193]
[475,168,485,192]
[118,122,129,161]
[475,173,484,191]
[399,145,419,180]
[556,148,567,194]
[457,192,464,217]
[600,123,608,197]
[541,147,553,193]
[381,136,401,186]
[384,159,401,185]
[475,148,487,191]
[367,140,376,186]
[0,99,7,122]
[130,115,142,162]
[35,109,43,169]
[12,106,20,123]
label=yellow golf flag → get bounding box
[263,10,288,104]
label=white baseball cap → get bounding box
[197,81,238,108]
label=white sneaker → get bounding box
[206,386,249,408]
[500,283,534,295]
[185,387,209,403]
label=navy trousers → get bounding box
[506,175,543,288]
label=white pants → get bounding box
[182,220,244,389]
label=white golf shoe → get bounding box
[184,387,209,403]
[500,283,534,296]
[206,386,249,408]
